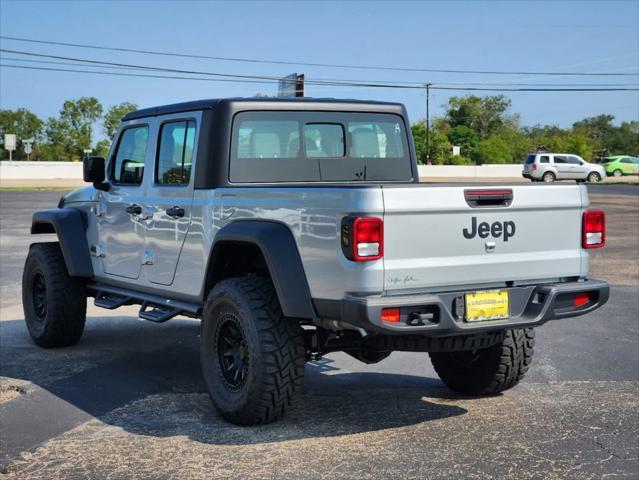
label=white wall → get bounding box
[1,160,524,181]
[418,164,523,178]
[0,161,83,180]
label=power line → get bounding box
[2,48,639,92]
[3,62,638,93]
[1,35,637,77]
[0,48,423,89]
[0,64,282,86]
[3,56,637,88]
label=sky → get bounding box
[1,0,638,140]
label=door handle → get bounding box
[125,204,142,215]
[166,206,185,218]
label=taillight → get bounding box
[341,216,383,261]
[381,307,400,323]
[532,164,538,171]
[582,210,605,249]
[573,292,591,307]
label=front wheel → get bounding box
[587,172,601,183]
[429,328,535,395]
[22,242,87,348]
[200,277,306,425]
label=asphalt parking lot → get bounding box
[1,185,638,479]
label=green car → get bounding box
[601,156,639,177]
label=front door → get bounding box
[567,155,587,179]
[99,124,150,279]
[552,155,573,179]
[144,117,198,286]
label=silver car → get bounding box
[523,152,605,183]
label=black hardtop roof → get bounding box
[122,97,406,121]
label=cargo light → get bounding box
[341,217,383,262]
[582,210,605,249]
[381,307,401,323]
[573,292,591,307]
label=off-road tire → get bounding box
[200,276,306,425]
[587,172,601,183]
[542,172,555,183]
[22,242,87,348]
[429,328,535,395]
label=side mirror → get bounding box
[83,156,109,191]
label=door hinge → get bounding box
[143,250,155,265]
[93,203,107,218]
[90,243,106,257]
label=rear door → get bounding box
[381,184,585,293]
[144,114,199,286]
[621,157,639,174]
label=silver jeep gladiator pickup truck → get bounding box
[23,98,609,425]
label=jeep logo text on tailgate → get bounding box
[463,217,516,241]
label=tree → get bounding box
[446,95,516,139]
[0,108,44,159]
[41,97,103,161]
[94,139,111,158]
[447,125,478,157]
[473,135,512,164]
[103,102,138,139]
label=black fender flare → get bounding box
[31,208,94,277]
[209,220,316,320]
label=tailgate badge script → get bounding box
[463,217,516,242]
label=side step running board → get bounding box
[139,301,181,323]
[88,283,203,322]
[94,291,132,309]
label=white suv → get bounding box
[523,153,605,183]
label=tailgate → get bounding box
[382,184,587,293]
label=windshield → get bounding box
[230,111,412,183]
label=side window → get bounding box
[112,126,149,185]
[156,120,196,185]
[553,155,567,164]
[539,156,550,164]
[567,156,582,165]
[620,158,631,164]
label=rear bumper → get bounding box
[313,279,609,336]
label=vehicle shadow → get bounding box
[0,315,467,452]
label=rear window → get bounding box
[230,111,412,183]
[525,154,536,164]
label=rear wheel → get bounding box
[429,328,535,395]
[22,242,87,348]
[200,276,306,425]
[587,172,601,183]
[613,169,623,177]
[542,172,555,183]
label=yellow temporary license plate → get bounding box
[465,290,509,322]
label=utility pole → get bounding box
[425,83,432,164]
